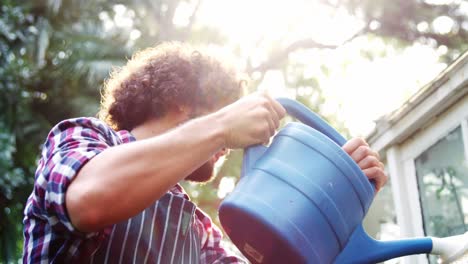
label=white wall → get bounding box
[384,94,468,264]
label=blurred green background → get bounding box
[0,0,466,262]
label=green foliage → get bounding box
[0,1,227,260]
[0,2,40,261]
[0,1,127,261]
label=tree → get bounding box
[0,0,128,261]
[0,0,223,261]
[344,0,467,59]
[1,2,46,260]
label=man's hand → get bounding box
[342,138,388,192]
[216,93,286,149]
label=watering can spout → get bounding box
[241,144,268,177]
[334,224,433,264]
[221,98,468,264]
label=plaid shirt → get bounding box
[23,117,246,264]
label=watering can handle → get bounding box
[241,98,348,177]
[275,98,347,146]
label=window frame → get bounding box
[385,97,468,264]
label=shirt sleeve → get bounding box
[32,117,116,237]
[196,209,248,264]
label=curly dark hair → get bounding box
[99,42,247,131]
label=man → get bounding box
[23,42,387,263]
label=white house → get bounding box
[364,51,468,264]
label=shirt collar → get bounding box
[117,130,137,143]
[170,184,191,200]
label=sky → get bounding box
[191,0,452,136]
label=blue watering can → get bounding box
[218,98,455,264]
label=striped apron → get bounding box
[89,192,202,263]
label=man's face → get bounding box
[185,149,226,183]
[185,159,215,182]
[183,105,228,183]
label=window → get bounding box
[415,126,468,236]
[415,125,468,262]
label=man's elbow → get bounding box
[66,183,105,233]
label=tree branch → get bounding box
[247,26,368,75]
[187,0,202,30]
[159,0,179,40]
[181,0,203,40]
[317,0,340,9]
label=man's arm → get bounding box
[66,94,286,233]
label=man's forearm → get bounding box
[66,112,225,232]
